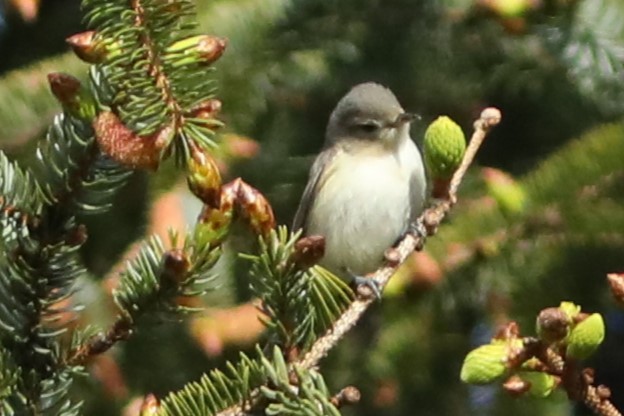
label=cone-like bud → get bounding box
[93,111,172,170]
[166,35,227,65]
[197,179,238,240]
[47,73,97,120]
[140,394,160,416]
[460,343,511,384]
[566,313,605,360]
[423,116,466,198]
[607,273,624,307]
[482,167,527,216]
[292,235,325,270]
[536,307,570,344]
[187,144,222,207]
[66,31,108,64]
[516,371,558,398]
[236,179,276,238]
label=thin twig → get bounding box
[216,108,501,416]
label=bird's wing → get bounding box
[292,146,341,234]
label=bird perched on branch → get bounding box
[293,82,427,296]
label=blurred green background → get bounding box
[1,0,624,415]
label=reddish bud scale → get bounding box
[197,36,227,65]
[93,111,172,170]
[607,273,624,306]
[188,98,222,119]
[235,179,276,238]
[66,31,107,64]
[48,73,81,105]
[197,179,239,238]
[140,394,160,416]
[197,178,276,241]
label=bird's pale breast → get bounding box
[306,140,423,277]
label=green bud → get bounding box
[559,302,581,321]
[516,371,557,398]
[423,116,466,181]
[166,35,227,66]
[460,343,509,385]
[187,145,222,207]
[566,313,605,360]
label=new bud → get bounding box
[566,313,605,360]
[460,343,510,385]
[536,307,570,344]
[66,31,108,64]
[236,179,276,238]
[423,116,466,198]
[166,35,227,66]
[47,73,97,120]
[187,145,222,207]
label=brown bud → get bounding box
[235,179,276,238]
[187,144,222,207]
[65,224,88,246]
[162,249,190,284]
[607,273,624,307]
[66,31,107,63]
[331,386,361,408]
[503,375,531,397]
[292,235,325,270]
[93,111,172,170]
[140,394,160,416]
[48,73,81,104]
[48,72,97,120]
[197,36,228,64]
[197,179,239,238]
[188,98,222,119]
[536,307,570,344]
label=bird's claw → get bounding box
[351,274,382,300]
[407,218,427,250]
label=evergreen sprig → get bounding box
[35,109,131,215]
[82,0,221,163]
[0,152,42,224]
[246,227,353,352]
[113,229,220,324]
[160,346,269,416]
[160,346,340,416]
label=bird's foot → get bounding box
[350,273,382,301]
[407,218,428,251]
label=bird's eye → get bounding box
[357,122,380,133]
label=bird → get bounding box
[293,82,427,295]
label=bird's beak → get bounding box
[394,112,421,126]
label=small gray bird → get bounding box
[293,82,427,291]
